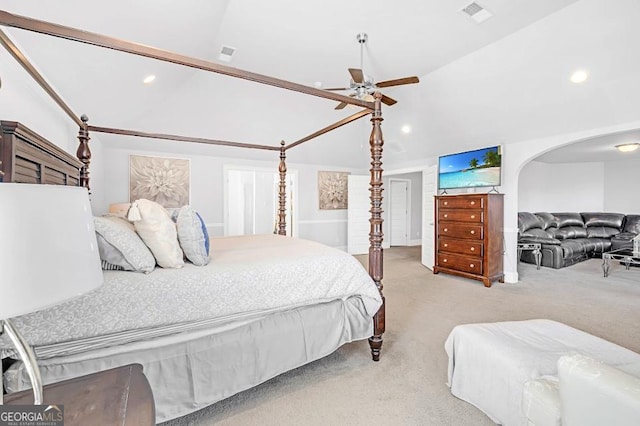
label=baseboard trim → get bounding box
[504,271,518,284]
[408,239,421,246]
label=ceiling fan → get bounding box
[325,33,420,110]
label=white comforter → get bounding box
[1,234,381,358]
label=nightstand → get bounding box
[3,364,154,425]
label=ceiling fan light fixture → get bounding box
[615,143,639,153]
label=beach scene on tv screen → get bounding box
[439,146,501,189]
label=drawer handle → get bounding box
[444,243,448,247]
[444,214,448,218]
[470,263,475,268]
[470,247,475,251]
[444,228,448,232]
[470,201,475,205]
[470,215,475,219]
[470,230,475,234]
[443,258,448,263]
[444,201,448,205]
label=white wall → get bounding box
[518,161,605,212]
[101,147,363,249]
[0,37,106,211]
[604,158,640,213]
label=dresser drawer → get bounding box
[438,209,483,223]
[437,253,483,275]
[438,223,484,240]
[438,196,484,210]
[439,238,484,256]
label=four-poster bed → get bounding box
[0,9,387,421]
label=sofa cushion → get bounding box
[535,212,559,230]
[623,215,640,234]
[587,226,623,238]
[518,212,543,234]
[553,213,584,228]
[581,212,625,229]
[551,226,588,239]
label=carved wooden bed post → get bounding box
[277,140,287,235]
[76,114,91,191]
[368,92,385,361]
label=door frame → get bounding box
[388,178,411,246]
[223,164,298,237]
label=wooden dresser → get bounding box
[433,193,504,287]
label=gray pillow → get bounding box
[94,216,156,273]
[174,206,210,266]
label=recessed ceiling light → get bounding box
[401,125,412,134]
[143,75,156,84]
[615,143,639,153]
[570,70,588,84]
[313,81,323,89]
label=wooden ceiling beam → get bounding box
[87,125,280,151]
[0,10,375,110]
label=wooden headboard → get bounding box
[0,121,81,185]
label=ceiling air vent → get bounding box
[461,2,493,23]
[218,45,236,62]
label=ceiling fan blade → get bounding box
[348,68,364,84]
[334,102,348,110]
[376,76,420,88]
[323,87,351,91]
[380,94,397,106]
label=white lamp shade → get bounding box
[0,184,103,319]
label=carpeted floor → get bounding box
[164,247,640,425]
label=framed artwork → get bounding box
[318,171,350,210]
[129,155,190,208]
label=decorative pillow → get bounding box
[93,216,156,273]
[129,199,184,269]
[173,206,210,266]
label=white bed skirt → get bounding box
[4,297,373,422]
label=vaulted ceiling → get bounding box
[1,0,639,168]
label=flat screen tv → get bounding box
[438,145,502,190]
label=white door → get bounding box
[347,175,371,255]
[421,165,438,269]
[225,168,296,236]
[390,180,409,246]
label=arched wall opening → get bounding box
[500,119,640,283]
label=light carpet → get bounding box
[163,247,640,426]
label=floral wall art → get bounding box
[129,155,190,208]
[318,171,350,210]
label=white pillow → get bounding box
[93,215,156,273]
[129,199,184,268]
[174,206,210,266]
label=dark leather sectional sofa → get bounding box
[517,212,640,269]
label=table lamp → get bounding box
[0,184,103,404]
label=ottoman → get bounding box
[444,319,640,426]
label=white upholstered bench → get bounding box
[444,319,640,426]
